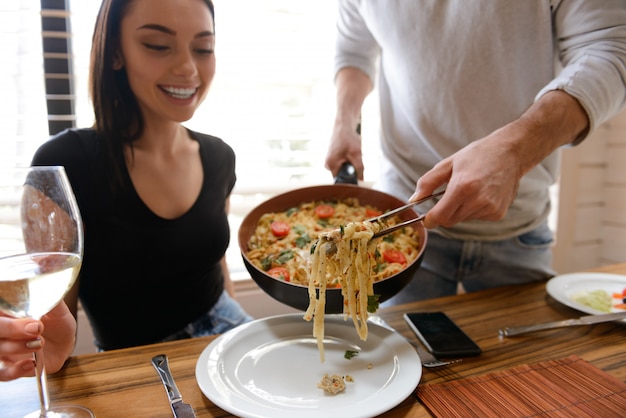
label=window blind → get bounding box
[40,0,75,135]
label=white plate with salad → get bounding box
[546,272,626,317]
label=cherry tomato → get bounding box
[365,208,383,218]
[383,249,407,265]
[270,221,291,237]
[267,267,290,282]
[314,204,335,218]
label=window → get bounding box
[5,1,382,280]
[0,2,49,168]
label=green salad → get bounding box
[570,289,612,313]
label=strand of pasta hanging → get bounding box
[304,221,383,362]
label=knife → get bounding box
[499,310,626,337]
[151,354,196,418]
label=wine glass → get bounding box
[0,166,93,417]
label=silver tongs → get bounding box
[319,189,444,253]
[369,190,444,238]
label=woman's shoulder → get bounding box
[47,127,96,143]
[187,128,235,160]
[31,128,98,165]
[31,128,101,208]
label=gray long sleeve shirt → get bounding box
[335,0,626,240]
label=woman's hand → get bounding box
[0,302,76,381]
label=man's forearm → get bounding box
[334,67,373,131]
[505,89,590,176]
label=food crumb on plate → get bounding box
[318,374,346,394]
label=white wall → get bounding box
[553,108,626,273]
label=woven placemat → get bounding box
[416,355,626,417]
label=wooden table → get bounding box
[3,263,626,417]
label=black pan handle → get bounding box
[334,162,358,185]
[333,118,361,185]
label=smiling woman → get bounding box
[20,0,257,357]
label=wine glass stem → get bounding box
[34,349,51,416]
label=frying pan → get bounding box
[238,165,427,313]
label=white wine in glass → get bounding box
[0,166,93,417]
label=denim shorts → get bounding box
[160,291,254,342]
[382,221,556,306]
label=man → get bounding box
[325,1,626,303]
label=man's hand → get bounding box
[410,90,589,229]
[412,127,523,229]
[325,67,372,180]
[325,121,364,180]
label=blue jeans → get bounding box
[381,221,556,306]
[161,291,254,342]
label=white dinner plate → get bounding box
[195,313,422,418]
[546,272,626,316]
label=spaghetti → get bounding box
[304,220,384,361]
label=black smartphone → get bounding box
[403,312,481,358]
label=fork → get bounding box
[413,343,462,368]
[368,315,462,368]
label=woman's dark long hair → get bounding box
[88,0,215,190]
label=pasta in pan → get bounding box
[246,198,420,286]
[246,198,421,361]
